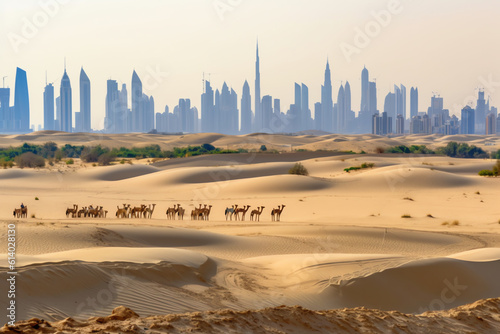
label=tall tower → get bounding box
[337,84,345,133]
[201,79,214,133]
[254,40,262,132]
[321,59,333,132]
[43,82,55,131]
[79,67,91,132]
[361,66,369,113]
[131,70,143,132]
[410,87,418,119]
[60,65,72,132]
[14,67,30,132]
[240,80,252,134]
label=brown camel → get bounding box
[66,204,78,218]
[177,206,185,220]
[250,206,264,221]
[116,204,130,218]
[271,204,286,221]
[191,204,203,221]
[225,205,238,221]
[130,205,146,218]
[167,204,179,220]
[235,205,251,221]
[201,205,213,221]
[145,204,156,219]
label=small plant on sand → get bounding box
[260,145,267,152]
[66,158,74,165]
[289,163,309,176]
[401,214,412,219]
[120,159,126,164]
[344,163,374,173]
[479,160,500,177]
[404,197,414,201]
[375,147,385,154]
[451,220,460,226]
[35,197,39,200]
[442,221,449,226]
[31,214,36,219]
[427,214,434,218]
[475,191,480,195]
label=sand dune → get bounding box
[1,132,500,332]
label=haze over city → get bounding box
[1,0,500,130]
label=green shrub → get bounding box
[289,163,309,176]
[98,153,115,166]
[401,214,412,218]
[35,197,39,200]
[260,145,267,152]
[344,166,361,173]
[66,159,74,165]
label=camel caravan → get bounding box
[66,204,109,218]
[13,202,285,221]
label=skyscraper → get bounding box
[0,86,10,131]
[361,66,369,113]
[486,112,496,135]
[105,79,119,133]
[262,95,273,132]
[60,67,72,132]
[384,92,396,131]
[14,67,30,131]
[410,87,418,120]
[369,81,377,114]
[461,106,475,134]
[43,82,54,131]
[475,90,486,134]
[131,70,143,132]
[240,80,252,134]
[336,84,345,133]
[79,67,91,132]
[201,80,215,133]
[301,83,310,130]
[321,59,333,132]
[254,41,262,132]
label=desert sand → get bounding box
[1,132,500,333]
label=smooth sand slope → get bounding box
[1,133,500,333]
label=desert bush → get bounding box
[401,214,412,218]
[479,170,495,177]
[15,152,45,168]
[35,197,39,200]
[289,163,309,176]
[98,153,115,166]
[451,220,460,226]
[260,145,267,152]
[375,147,385,154]
[361,162,375,169]
[344,166,361,173]
[66,159,74,165]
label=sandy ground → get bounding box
[1,132,500,333]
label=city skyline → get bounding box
[1,0,500,130]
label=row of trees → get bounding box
[384,142,496,159]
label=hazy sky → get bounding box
[1,0,500,130]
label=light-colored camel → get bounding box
[225,205,238,221]
[271,204,286,221]
[191,204,203,220]
[130,205,146,218]
[250,206,264,221]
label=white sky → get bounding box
[1,0,499,130]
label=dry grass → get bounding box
[401,214,412,219]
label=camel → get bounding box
[66,204,78,218]
[77,207,87,218]
[234,205,251,221]
[250,206,264,221]
[191,204,203,221]
[116,204,130,219]
[130,205,146,218]
[13,209,20,218]
[225,205,238,221]
[203,205,213,221]
[177,206,185,220]
[271,204,286,222]
[166,204,178,220]
[13,207,27,218]
[145,204,156,219]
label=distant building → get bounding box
[410,87,418,120]
[0,87,11,131]
[254,41,262,132]
[240,80,251,134]
[321,60,333,133]
[372,112,392,135]
[460,106,475,134]
[60,67,72,132]
[201,80,215,133]
[486,112,496,135]
[43,83,55,131]
[396,114,405,134]
[14,67,30,132]
[78,67,91,132]
[475,91,486,134]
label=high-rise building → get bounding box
[314,102,322,131]
[201,80,215,133]
[262,95,273,132]
[79,67,91,132]
[131,70,143,132]
[254,41,262,132]
[460,106,475,134]
[369,81,377,114]
[384,92,396,126]
[475,90,486,134]
[240,80,252,134]
[361,66,369,113]
[273,99,281,117]
[396,114,405,134]
[55,96,61,131]
[60,67,72,132]
[0,87,11,131]
[105,79,119,133]
[321,59,333,132]
[14,67,30,132]
[410,87,418,119]
[336,84,345,133]
[43,83,54,131]
[486,112,496,135]
[301,83,310,130]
